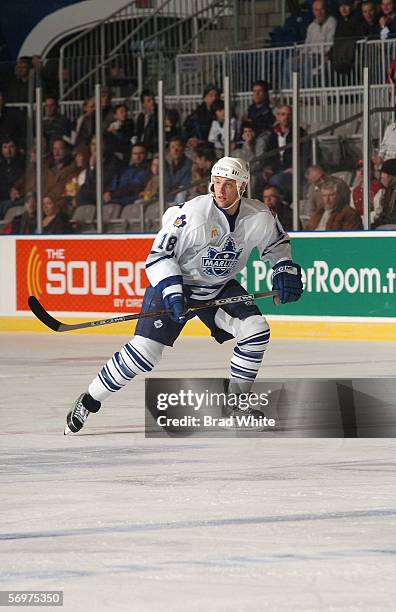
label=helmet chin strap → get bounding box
[221,197,240,211]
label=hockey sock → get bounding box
[229,316,270,392]
[88,336,165,402]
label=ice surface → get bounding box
[1,333,396,611]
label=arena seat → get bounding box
[70,205,96,233]
[103,203,122,232]
[317,135,343,170]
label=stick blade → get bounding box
[28,296,62,332]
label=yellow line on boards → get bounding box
[1,317,396,341]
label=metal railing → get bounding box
[58,0,234,101]
[2,65,392,235]
[176,37,396,95]
[55,84,393,155]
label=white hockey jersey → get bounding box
[145,194,291,300]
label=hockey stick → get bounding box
[28,290,280,333]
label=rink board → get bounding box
[0,232,395,340]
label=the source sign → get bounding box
[16,238,152,312]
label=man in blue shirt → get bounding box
[165,136,192,204]
[104,144,149,206]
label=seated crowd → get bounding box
[274,0,396,49]
[273,0,396,87]
[0,78,395,235]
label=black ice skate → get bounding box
[223,397,265,421]
[222,380,266,429]
[64,392,101,435]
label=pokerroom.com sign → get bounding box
[240,233,396,318]
[16,238,152,312]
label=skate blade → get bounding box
[64,424,74,435]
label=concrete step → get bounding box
[197,0,284,53]
[237,0,280,14]
[198,26,273,51]
[219,12,282,30]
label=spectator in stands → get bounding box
[165,109,181,144]
[190,146,216,197]
[42,97,72,146]
[245,80,274,136]
[63,145,90,215]
[183,84,219,141]
[108,65,137,98]
[134,155,161,232]
[0,185,24,220]
[106,103,134,162]
[306,179,363,229]
[303,164,351,220]
[379,0,396,38]
[135,89,158,155]
[208,100,237,157]
[104,144,149,207]
[184,136,206,163]
[360,1,381,37]
[301,0,337,86]
[74,88,114,146]
[5,57,32,103]
[350,159,382,222]
[140,155,160,202]
[305,0,337,45]
[100,87,115,130]
[252,163,276,199]
[372,158,396,227]
[76,134,123,206]
[12,138,49,202]
[74,96,96,146]
[387,53,396,93]
[233,120,269,165]
[233,121,257,163]
[42,194,71,234]
[0,91,26,149]
[329,0,363,76]
[232,121,271,195]
[43,138,75,204]
[31,55,60,99]
[270,5,311,47]
[377,120,396,164]
[266,105,308,201]
[165,136,192,203]
[262,185,293,231]
[2,192,37,234]
[0,139,25,217]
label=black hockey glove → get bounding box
[272,260,303,304]
[163,292,187,324]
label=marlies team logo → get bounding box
[173,214,187,228]
[202,237,243,277]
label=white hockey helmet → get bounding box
[210,157,250,198]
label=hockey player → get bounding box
[65,157,303,434]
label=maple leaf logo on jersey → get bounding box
[173,214,187,228]
[202,237,243,277]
